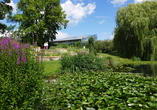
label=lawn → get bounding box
[43,60,60,76]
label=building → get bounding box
[51,34,97,46]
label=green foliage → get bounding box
[131,56,141,61]
[50,43,68,48]
[94,40,114,53]
[114,1,157,61]
[45,72,157,109]
[74,41,81,48]
[44,53,51,56]
[60,53,105,73]
[104,56,133,72]
[12,0,68,45]
[58,43,68,48]
[43,61,60,76]
[88,37,95,53]
[0,37,44,109]
[108,65,134,72]
[0,0,13,33]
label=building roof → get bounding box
[53,34,97,42]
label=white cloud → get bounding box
[102,32,114,39]
[99,20,105,24]
[134,0,144,3]
[73,0,84,2]
[7,0,17,13]
[61,0,96,26]
[110,0,128,6]
[108,35,114,39]
[55,31,70,40]
[96,16,110,18]
[134,0,153,3]
[102,32,107,35]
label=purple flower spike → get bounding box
[16,57,20,65]
[9,50,12,56]
[21,51,27,63]
[24,44,29,48]
[21,82,25,84]
[16,44,21,51]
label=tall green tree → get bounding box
[12,0,68,46]
[88,37,95,53]
[113,1,157,61]
[94,40,114,53]
[0,0,12,33]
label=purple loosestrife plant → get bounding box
[0,37,44,109]
[21,51,27,64]
[16,57,20,65]
[9,50,12,56]
[23,44,29,48]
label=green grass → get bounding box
[42,53,157,77]
[99,53,157,65]
[42,53,127,73]
[43,60,60,76]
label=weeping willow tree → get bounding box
[113,0,157,61]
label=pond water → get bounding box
[125,64,157,77]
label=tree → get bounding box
[74,41,81,48]
[113,1,157,61]
[88,37,95,53]
[94,40,114,53]
[0,0,12,33]
[12,0,68,46]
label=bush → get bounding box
[131,56,141,61]
[60,53,105,73]
[46,72,157,109]
[74,41,81,48]
[0,37,44,109]
[57,43,68,48]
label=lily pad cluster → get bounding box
[46,72,157,109]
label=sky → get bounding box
[1,0,150,40]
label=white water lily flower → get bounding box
[128,103,133,106]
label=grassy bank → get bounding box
[43,53,157,77]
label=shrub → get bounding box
[60,53,105,73]
[131,56,141,61]
[46,72,157,109]
[0,37,44,109]
[57,43,68,48]
[74,41,81,48]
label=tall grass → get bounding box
[60,53,105,74]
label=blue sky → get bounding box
[1,0,148,40]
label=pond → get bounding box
[125,64,157,77]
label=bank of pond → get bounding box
[124,64,157,77]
